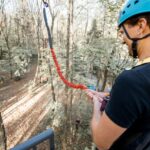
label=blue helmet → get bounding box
[118,0,150,27]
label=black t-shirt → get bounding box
[105,63,150,150]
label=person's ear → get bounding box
[137,18,147,35]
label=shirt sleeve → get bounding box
[105,70,145,128]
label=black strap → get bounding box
[43,0,49,7]
[122,25,150,41]
[132,40,138,58]
[122,25,150,58]
[43,1,53,49]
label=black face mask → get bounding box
[122,25,150,58]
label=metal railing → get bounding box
[11,128,55,150]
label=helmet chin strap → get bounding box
[122,25,150,58]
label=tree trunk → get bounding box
[68,0,74,148]
[63,0,71,148]
[17,22,20,46]
[84,0,89,37]
[96,69,102,91]
[101,67,108,91]
[47,57,56,102]
[62,0,74,149]
[33,1,41,84]
[0,46,2,59]
[5,36,13,79]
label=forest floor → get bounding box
[0,58,37,102]
[0,57,94,150]
[0,58,54,149]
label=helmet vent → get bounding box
[134,0,139,4]
[122,11,126,15]
[127,4,131,8]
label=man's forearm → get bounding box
[91,98,108,150]
[92,100,102,121]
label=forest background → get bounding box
[0,0,135,149]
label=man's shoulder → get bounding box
[116,69,137,85]
[117,64,150,84]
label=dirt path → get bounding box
[0,58,37,102]
[0,58,55,149]
[2,84,52,149]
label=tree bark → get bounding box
[96,69,102,91]
[33,0,41,84]
[47,57,56,102]
[5,36,13,79]
[0,46,2,59]
[101,67,108,91]
[62,0,74,149]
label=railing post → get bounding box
[11,128,54,150]
[32,145,37,150]
[49,134,55,150]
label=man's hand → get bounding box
[85,89,110,113]
[85,89,109,102]
[86,89,126,150]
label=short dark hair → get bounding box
[126,13,150,27]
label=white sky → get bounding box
[3,0,119,34]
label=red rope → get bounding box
[50,48,87,90]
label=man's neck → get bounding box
[138,39,150,61]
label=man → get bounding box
[86,0,150,149]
